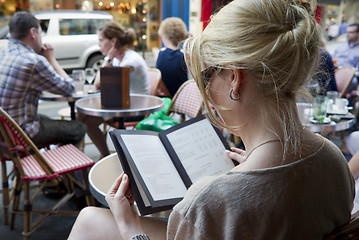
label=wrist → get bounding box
[104,56,112,64]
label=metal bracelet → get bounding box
[130,234,151,240]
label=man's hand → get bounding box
[40,43,55,61]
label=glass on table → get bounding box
[326,90,339,112]
[72,69,86,95]
[313,95,328,123]
[85,68,96,93]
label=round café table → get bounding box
[297,102,354,134]
[75,93,164,122]
[304,118,354,133]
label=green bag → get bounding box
[136,98,180,132]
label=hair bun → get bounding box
[292,0,316,14]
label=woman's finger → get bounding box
[230,147,246,155]
[114,174,130,198]
[107,173,124,197]
[225,150,246,164]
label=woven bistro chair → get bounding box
[167,79,203,122]
[335,66,355,98]
[148,67,171,97]
[0,144,14,225]
[0,107,95,240]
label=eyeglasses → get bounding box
[347,31,358,34]
[201,66,218,89]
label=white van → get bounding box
[0,10,113,70]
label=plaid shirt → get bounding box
[0,39,75,138]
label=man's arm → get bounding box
[40,43,70,79]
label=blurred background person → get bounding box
[332,23,359,68]
[311,24,337,96]
[156,17,188,97]
[79,21,149,158]
[328,18,339,41]
[332,23,359,104]
[339,19,348,36]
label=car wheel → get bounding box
[87,54,104,71]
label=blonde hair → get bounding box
[158,17,187,47]
[184,0,319,159]
[98,21,136,50]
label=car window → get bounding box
[39,19,50,34]
[59,19,88,35]
[88,19,110,34]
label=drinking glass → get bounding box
[326,90,338,112]
[313,95,328,122]
[72,69,86,95]
[85,68,96,92]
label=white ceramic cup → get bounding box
[333,98,348,113]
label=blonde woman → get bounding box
[78,21,149,157]
[156,17,188,96]
[69,0,354,239]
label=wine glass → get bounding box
[85,68,96,92]
[72,69,86,95]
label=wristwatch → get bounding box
[130,234,150,240]
[104,56,112,64]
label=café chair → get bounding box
[167,79,203,122]
[324,215,359,240]
[335,66,355,98]
[148,67,171,98]
[0,147,15,225]
[0,107,95,240]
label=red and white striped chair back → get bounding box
[335,66,355,98]
[168,79,203,120]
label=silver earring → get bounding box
[229,88,240,101]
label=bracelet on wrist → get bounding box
[130,234,150,240]
[104,56,112,64]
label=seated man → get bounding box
[332,23,359,102]
[332,23,359,68]
[0,12,86,147]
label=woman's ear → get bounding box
[111,38,117,47]
[231,69,242,95]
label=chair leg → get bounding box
[10,174,22,230]
[23,182,31,240]
[1,161,9,225]
[62,175,80,208]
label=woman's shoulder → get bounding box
[121,50,147,67]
